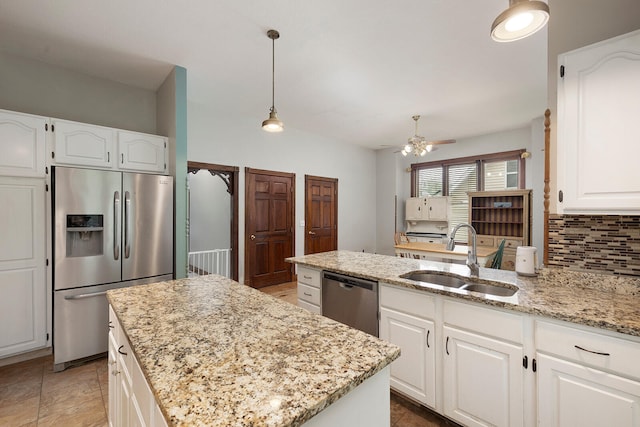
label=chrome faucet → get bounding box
[446,223,480,276]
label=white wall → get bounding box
[187,101,377,283]
[376,123,544,253]
[0,52,157,133]
[188,171,231,252]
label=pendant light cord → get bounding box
[271,35,276,111]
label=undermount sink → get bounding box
[399,271,518,297]
[399,272,466,288]
[459,283,517,297]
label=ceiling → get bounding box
[0,0,548,150]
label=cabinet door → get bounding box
[118,130,167,173]
[558,29,640,214]
[443,325,524,427]
[0,110,47,177]
[380,307,436,407]
[426,197,448,221]
[108,329,119,427]
[0,177,46,357]
[52,119,115,168]
[537,353,640,427]
[405,198,423,221]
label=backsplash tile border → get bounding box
[548,214,640,277]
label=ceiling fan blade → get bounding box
[427,139,456,145]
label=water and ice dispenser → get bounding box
[66,214,104,257]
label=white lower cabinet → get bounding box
[536,320,640,427]
[443,325,524,427]
[442,300,525,427]
[297,266,322,314]
[109,305,168,427]
[379,284,436,407]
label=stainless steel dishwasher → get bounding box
[322,271,379,337]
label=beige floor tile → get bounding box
[0,395,39,426]
[41,362,99,394]
[0,358,45,388]
[37,395,107,427]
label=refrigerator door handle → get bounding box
[114,191,120,260]
[64,290,108,300]
[124,191,131,259]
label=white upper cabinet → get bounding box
[52,119,115,168]
[406,197,449,221]
[557,29,640,214]
[0,109,47,177]
[117,130,167,173]
[50,118,168,174]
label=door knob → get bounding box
[250,234,256,240]
[308,231,316,235]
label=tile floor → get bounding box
[0,280,458,427]
[0,355,108,426]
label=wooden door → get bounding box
[245,168,294,288]
[304,175,337,254]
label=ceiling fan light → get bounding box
[491,0,549,42]
[404,144,413,153]
[401,149,408,156]
[420,149,427,156]
[426,144,433,153]
[262,108,284,132]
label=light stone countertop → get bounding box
[106,275,400,427]
[288,250,640,338]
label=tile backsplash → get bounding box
[548,215,640,277]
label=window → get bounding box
[411,150,525,241]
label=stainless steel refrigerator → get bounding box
[52,166,173,371]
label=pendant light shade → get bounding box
[262,29,284,132]
[491,0,549,42]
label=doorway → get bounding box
[244,168,295,288]
[187,162,239,281]
[305,175,338,254]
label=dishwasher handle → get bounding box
[323,272,376,291]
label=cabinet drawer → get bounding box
[380,283,435,319]
[298,299,320,314]
[476,236,495,247]
[505,239,522,249]
[297,266,321,288]
[297,282,321,305]
[444,299,523,343]
[536,320,640,380]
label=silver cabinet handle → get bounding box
[114,191,120,260]
[64,291,107,300]
[250,234,256,240]
[303,292,312,297]
[303,275,312,280]
[308,231,316,235]
[575,345,610,356]
[124,191,131,259]
[112,369,120,376]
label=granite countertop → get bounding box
[107,275,400,427]
[394,242,498,258]
[288,250,640,338]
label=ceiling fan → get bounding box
[399,115,455,157]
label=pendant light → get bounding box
[262,29,284,132]
[491,0,549,42]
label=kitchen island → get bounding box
[106,275,400,427]
[288,250,640,336]
[288,250,640,427]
